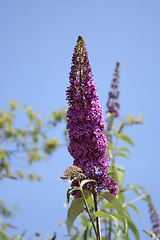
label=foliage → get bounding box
[62,59,158,240]
[0,101,66,238]
[0,101,66,180]
[1,40,159,239]
[63,113,146,240]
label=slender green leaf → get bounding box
[118,147,131,154]
[114,133,134,147]
[126,216,140,240]
[67,198,84,234]
[0,231,8,240]
[86,195,94,208]
[100,202,113,211]
[143,229,159,240]
[115,152,129,160]
[70,232,79,240]
[94,211,118,231]
[114,165,125,188]
[126,203,141,218]
[83,225,89,240]
[120,185,140,196]
[67,187,80,203]
[100,201,130,217]
[80,179,95,188]
[142,196,154,208]
[118,192,125,203]
[100,192,128,235]
[81,215,88,227]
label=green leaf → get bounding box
[80,179,95,188]
[83,225,89,240]
[114,165,125,188]
[0,149,7,161]
[126,216,140,240]
[0,231,8,240]
[142,196,154,208]
[26,106,34,121]
[114,133,134,147]
[81,215,88,227]
[117,147,131,154]
[8,100,18,110]
[100,192,128,235]
[115,152,129,160]
[67,198,84,234]
[138,114,144,121]
[94,211,118,231]
[143,229,159,240]
[100,202,113,211]
[44,138,60,154]
[126,203,141,218]
[86,195,94,208]
[118,192,125,203]
[120,185,140,196]
[16,170,25,179]
[67,187,80,203]
[127,115,134,123]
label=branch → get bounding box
[93,187,101,240]
[77,180,98,239]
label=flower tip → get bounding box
[116,62,120,68]
[77,35,84,42]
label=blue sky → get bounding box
[0,0,160,239]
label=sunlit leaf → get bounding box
[8,100,18,110]
[126,203,141,218]
[0,231,8,240]
[67,198,84,234]
[143,229,159,240]
[114,165,125,188]
[126,216,140,240]
[127,115,134,123]
[120,185,140,196]
[80,179,95,188]
[115,152,129,160]
[94,211,118,231]
[67,187,80,203]
[44,138,60,154]
[86,195,94,208]
[114,133,134,147]
[100,192,128,235]
[118,147,131,154]
[16,170,25,179]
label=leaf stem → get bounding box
[77,180,98,239]
[108,214,112,240]
[124,193,147,206]
[93,188,101,240]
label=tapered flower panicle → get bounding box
[107,62,120,118]
[66,36,118,196]
[148,195,160,238]
[106,62,120,143]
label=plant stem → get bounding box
[108,216,112,240]
[77,180,98,239]
[93,188,101,240]
[124,193,147,206]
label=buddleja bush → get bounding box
[1,36,160,240]
[61,36,160,240]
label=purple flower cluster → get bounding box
[107,62,120,118]
[148,196,160,238]
[66,35,118,196]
